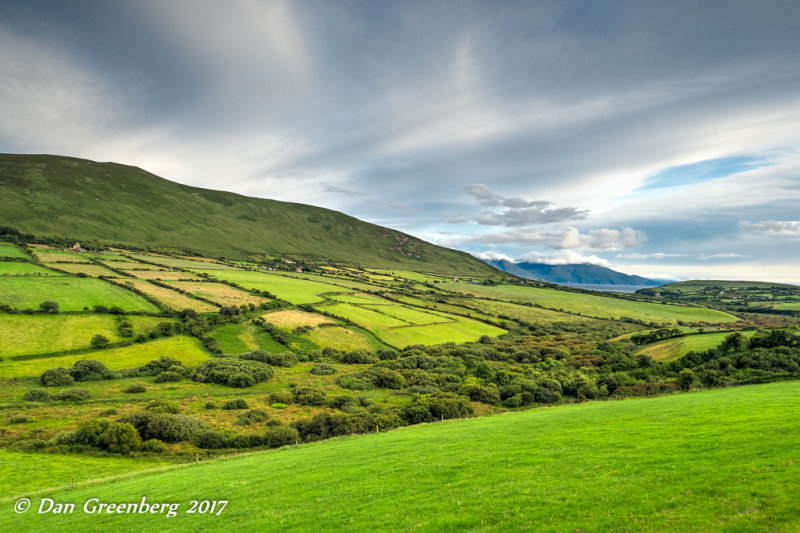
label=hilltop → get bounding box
[484,258,659,286]
[0,154,496,276]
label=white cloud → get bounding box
[616,252,688,259]
[515,250,612,267]
[739,220,800,236]
[459,226,646,250]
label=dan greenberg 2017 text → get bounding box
[18,497,228,518]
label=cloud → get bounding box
[515,250,612,267]
[460,226,646,250]
[739,220,800,236]
[464,184,588,226]
[616,252,688,259]
[699,253,747,260]
[473,251,515,262]
[320,183,368,197]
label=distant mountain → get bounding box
[0,154,496,276]
[484,259,660,286]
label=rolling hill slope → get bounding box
[485,258,660,285]
[0,154,496,276]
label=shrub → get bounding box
[39,300,59,313]
[141,357,184,376]
[99,408,118,416]
[335,375,372,390]
[40,367,74,387]
[22,389,51,402]
[120,413,209,443]
[192,358,274,387]
[204,401,216,409]
[227,372,254,388]
[154,371,183,383]
[267,390,294,404]
[194,430,227,449]
[240,350,297,367]
[329,395,358,409]
[69,360,109,382]
[236,409,269,426]
[90,334,110,349]
[336,350,379,364]
[363,368,406,389]
[105,422,142,454]
[146,400,180,414]
[7,415,29,424]
[293,386,326,406]
[144,439,166,453]
[53,388,90,402]
[124,384,147,394]
[223,398,249,410]
[264,426,298,448]
[463,385,501,405]
[229,433,264,448]
[310,364,336,375]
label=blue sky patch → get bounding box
[639,156,769,191]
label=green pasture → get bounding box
[362,304,450,325]
[193,270,345,305]
[441,283,739,324]
[165,281,268,307]
[377,318,506,348]
[460,298,591,325]
[320,303,409,328]
[0,262,60,276]
[129,254,233,270]
[0,336,210,378]
[327,293,387,304]
[0,277,160,313]
[0,245,30,259]
[635,330,758,361]
[275,271,386,292]
[44,262,121,277]
[34,250,91,263]
[301,325,385,352]
[208,323,286,355]
[6,381,798,531]
[119,280,218,313]
[0,315,175,358]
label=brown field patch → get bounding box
[263,309,336,329]
[120,279,219,312]
[166,281,269,306]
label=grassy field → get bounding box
[193,270,345,304]
[130,270,204,281]
[34,250,92,263]
[361,303,449,325]
[128,254,233,270]
[119,280,218,313]
[44,262,121,277]
[0,336,210,378]
[0,277,160,313]
[321,303,410,328]
[207,323,287,355]
[635,330,758,361]
[4,381,798,531]
[0,315,174,357]
[302,325,384,352]
[378,319,506,348]
[0,245,30,259]
[441,283,739,324]
[165,281,268,307]
[456,298,590,325]
[262,310,335,329]
[0,262,61,276]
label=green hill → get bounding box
[0,154,496,276]
[4,381,798,531]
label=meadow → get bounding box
[119,280,219,313]
[165,281,268,307]
[440,282,739,324]
[192,270,346,304]
[458,298,593,325]
[44,262,121,277]
[0,277,160,313]
[4,381,798,531]
[0,315,174,357]
[0,262,60,276]
[0,244,31,259]
[635,330,758,361]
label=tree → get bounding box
[39,301,59,313]
[90,334,110,349]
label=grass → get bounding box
[321,303,409,328]
[461,298,593,324]
[441,282,739,324]
[635,330,758,361]
[262,310,335,329]
[0,277,160,313]
[34,250,92,263]
[4,381,798,531]
[302,326,385,352]
[361,303,450,325]
[165,281,268,307]
[0,450,176,498]
[118,280,218,313]
[0,244,30,259]
[0,314,174,357]
[377,318,506,348]
[128,254,234,270]
[43,262,120,277]
[129,270,204,281]
[0,262,61,276]
[193,270,345,305]
[0,336,210,378]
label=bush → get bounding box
[293,386,326,406]
[120,413,209,443]
[140,357,184,376]
[192,358,274,388]
[7,415,29,424]
[124,384,147,394]
[270,403,288,409]
[53,388,90,402]
[310,364,336,375]
[336,350,379,364]
[154,371,183,383]
[22,389,51,402]
[144,439,166,453]
[335,375,373,390]
[229,433,264,448]
[267,390,294,404]
[264,426,298,448]
[240,350,297,367]
[69,360,109,382]
[204,401,216,409]
[194,430,227,449]
[223,398,249,410]
[227,372,254,388]
[105,422,142,454]
[146,400,180,414]
[463,385,501,405]
[90,334,110,349]
[236,409,269,426]
[40,367,74,387]
[39,300,59,313]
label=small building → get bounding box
[72,242,87,253]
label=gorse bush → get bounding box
[192,358,274,388]
[293,386,326,406]
[223,398,249,410]
[236,409,269,426]
[264,426,298,448]
[22,389,51,402]
[124,384,147,394]
[146,400,180,414]
[119,413,209,443]
[53,388,90,402]
[40,367,74,387]
[268,390,294,404]
[239,350,297,367]
[154,371,183,383]
[69,360,110,381]
[310,364,336,375]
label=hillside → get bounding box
[0,154,496,276]
[484,258,659,286]
[5,382,798,531]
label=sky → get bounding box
[2,0,800,282]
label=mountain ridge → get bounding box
[0,154,496,276]
[484,258,660,286]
